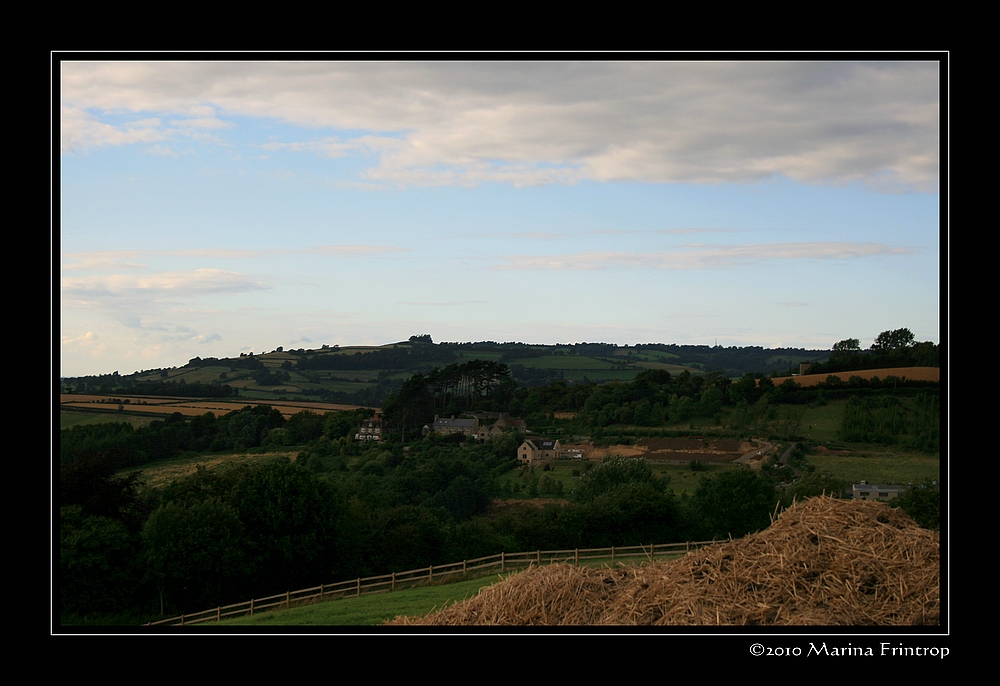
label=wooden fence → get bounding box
[146,539,715,626]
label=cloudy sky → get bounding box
[59,60,941,377]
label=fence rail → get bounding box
[145,539,716,626]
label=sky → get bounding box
[58,60,942,378]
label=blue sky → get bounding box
[59,61,941,377]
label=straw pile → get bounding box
[389,497,939,626]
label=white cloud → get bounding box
[145,144,179,158]
[61,61,939,191]
[61,105,166,153]
[62,245,406,269]
[492,242,917,270]
[170,117,233,129]
[62,268,269,303]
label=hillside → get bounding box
[61,339,832,408]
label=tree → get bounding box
[60,505,141,615]
[142,498,247,614]
[692,467,779,539]
[573,455,665,502]
[870,328,915,352]
[831,338,861,355]
[890,482,939,530]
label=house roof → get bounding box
[433,417,477,428]
[522,439,558,450]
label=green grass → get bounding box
[631,361,699,374]
[796,402,846,442]
[60,409,161,431]
[128,450,300,490]
[214,575,504,626]
[805,445,939,485]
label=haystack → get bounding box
[389,497,939,626]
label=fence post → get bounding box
[357,577,361,597]
[537,550,541,566]
[575,549,579,565]
[501,551,505,573]
[392,572,396,592]
[463,560,467,577]
[429,565,433,583]
[217,606,221,622]
[250,598,254,616]
[286,591,291,609]
[611,546,615,567]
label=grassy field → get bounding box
[795,402,845,442]
[60,409,162,431]
[126,450,299,490]
[805,445,939,485]
[631,361,701,374]
[213,575,503,626]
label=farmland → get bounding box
[805,445,939,485]
[57,334,940,628]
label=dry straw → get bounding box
[389,496,939,626]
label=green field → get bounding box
[126,450,299,490]
[805,446,939,485]
[795,402,845,442]
[60,409,162,431]
[214,574,504,626]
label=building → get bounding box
[852,481,907,501]
[355,413,383,442]
[518,438,561,464]
[426,415,480,438]
[476,414,527,441]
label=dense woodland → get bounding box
[58,330,941,623]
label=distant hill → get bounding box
[61,339,832,408]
